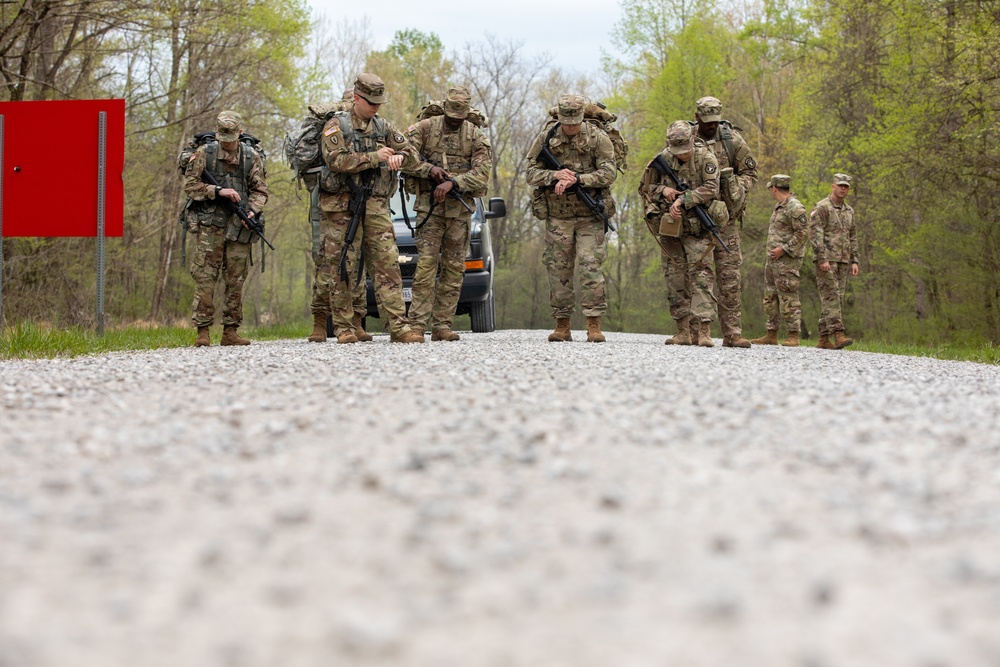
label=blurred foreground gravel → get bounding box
[2,329,1000,667]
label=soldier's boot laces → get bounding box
[353,315,373,342]
[221,326,250,346]
[664,317,691,345]
[723,334,752,348]
[697,321,715,347]
[194,326,211,347]
[834,331,853,349]
[817,334,835,349]
[336,330,359,344]
[432,328,461,342]
[781,332,800,347]
[586,316,606,343]
[393,329,425,344]
[308,313,328,343]
[751,329,779,345]
[548,318,572,342]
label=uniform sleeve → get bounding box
[182,147,216,201]
[401,121,433,179]
[576,130,616,189]
[385,121,420,172]
[638,160,665,218]
[849,207,859,264]
[525,130,554,188]
[682,151,719,209]
[732,133,759,194]
[323,117,379,174]
[247,151,268,215]
[785,201,810,258]
[453,126,493,193]
[809,203,829,262]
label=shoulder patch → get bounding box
[324,124,340,137]
[705,162,717,174]
[744,156,756,170]
[393,132,405,143]
[407,124,416,133]
[188,153,197,163]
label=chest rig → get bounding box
[191,142,253,228]
[319,111,397,198]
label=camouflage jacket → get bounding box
[810,196,858,264]
[402,115,493,216]
[183,143,268,214]
[525,123,616,219]
[767,195,809,259]
[319,108,419,215]
[638,140,719,235]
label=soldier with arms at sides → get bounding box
[183,110,268,347]
[811,173,860,349]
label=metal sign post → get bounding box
[96,111,106,336]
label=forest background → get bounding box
[1,0,998,345]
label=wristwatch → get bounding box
[214,186,222,196]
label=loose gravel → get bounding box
[1,329,999,666]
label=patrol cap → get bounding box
[557,94,586,125]
[768,174,791,189]
[444,86,471,120]
[215,110,242,142]
[354,73,386,104]
[666,120,694,155]
[695,96,723,122]
[833,173,853,186]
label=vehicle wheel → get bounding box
[470,291,495,333]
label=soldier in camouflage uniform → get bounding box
[402,86,492,341]
[308,88,373,343]
[183,110,268,347]
[317,73,423,344]
[638,121,724,347]
[810,173,860,349]
[694,96,758,348]
[526,94,617,343]
[753,174,809,347]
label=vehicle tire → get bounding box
[470,291,495,333]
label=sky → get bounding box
[305,0,622,77]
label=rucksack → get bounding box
[283,103,342,189]
[547,101,629,173]
[416,100,489,128]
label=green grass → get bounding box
[849,340,1000,365]
[0,321,311,360]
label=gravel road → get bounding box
[2,329,999,667]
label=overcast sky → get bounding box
[305,0,622,77]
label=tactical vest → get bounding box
[670,143,726,236]
[539,124,616,220]
[189,142,253,228]
[406,116,487,200]
[319,111,398,199]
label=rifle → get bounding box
[411,154,474,230]
[200,170,275,251]
[340,170,376,283]
[535,124,617,233]
[650,154,729,252]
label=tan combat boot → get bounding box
[723,334,751,348]
[308,313,327,343]
[392,329,425,344]
[194,326,211,347]
[834,331,853,349]
[220,325,250,346]
[781,332,800,347]
[816,334,835,349]
[664,316,691,345]
[548,318,572,342]
[353,314,373,342]
[751,329,779,345]
[432,328,460,341]
[336,329,359,344]
[586,316,606,343]
[697,321,714,347]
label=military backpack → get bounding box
[416,100,489,128]
[283,102,346,190]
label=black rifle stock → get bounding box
[200,170,275,250]
[340,170,375,283]
[650,154,729,252]
[535,125,617,233]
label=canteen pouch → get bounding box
[659,213,681,237]
[225,217,256,244]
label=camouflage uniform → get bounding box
[762,175,809,335]
[526,95,617,325]
[811,173,859,338]
[694,97,758,343]
[318,73,421,342]
[402,87,492,337]
[638,122,723,330]
[183,110,268,339]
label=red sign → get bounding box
[1,99,124,237]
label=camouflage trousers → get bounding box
[320,208,413,338]
[310,186,366,318]
[661,233,717,323]
[711,221,744,337]
[410,212,469,332]
[816,261,850,335]
[763,255,803,333]
[543,216,607,318]
[189,225,251,328]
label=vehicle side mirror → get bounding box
[484,197,506,220]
